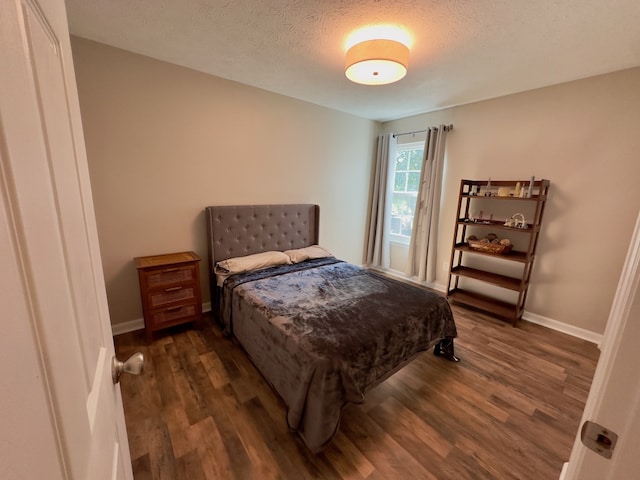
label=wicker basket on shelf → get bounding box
[467,235,513,255]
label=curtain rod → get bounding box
[393,124,453,138]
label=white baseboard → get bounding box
[522,311,603,346]
[111,317,144,336]
[113,282,603,346]
[111,301,212,336]
[431,281,448,294]
[367,266,448,293]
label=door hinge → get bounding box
[580,420,618,459]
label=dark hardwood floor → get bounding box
[115,305,599,479]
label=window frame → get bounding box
[388,140,424,245]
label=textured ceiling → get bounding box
[65,0,640,122]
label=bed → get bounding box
[205,204,458,452]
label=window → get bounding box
[389,142,423,243]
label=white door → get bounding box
[0,0,133,478]
[561,209,640,479]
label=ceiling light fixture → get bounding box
[345,38,410,86]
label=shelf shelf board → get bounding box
[454,243,529,263]
[450,266,525,291]
[447,288,521,321]
[461,193,543,201]
[457,219,537,233]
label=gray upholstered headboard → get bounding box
[204,204,319,273]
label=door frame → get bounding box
[561,208,640,479]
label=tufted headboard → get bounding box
[204,204,319,273]
[204,204,319,320]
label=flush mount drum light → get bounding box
[345,38,410,85]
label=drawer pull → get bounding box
[165,306,183,312]
[162,267,180,273]
[164,286,183,292]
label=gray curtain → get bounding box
[365,133,396,268]
[406,125,450,282]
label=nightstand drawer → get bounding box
[145,264,197,289]
[150,303,198,326]
[149,284,197,307]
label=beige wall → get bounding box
[71,34,640,335]
[71,37,378,327]
[382,67,640,335]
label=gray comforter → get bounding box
[220,258,457,452]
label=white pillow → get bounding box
[215,250,291,275]
[284,245,333,264]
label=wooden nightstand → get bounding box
[134,251,203,342]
